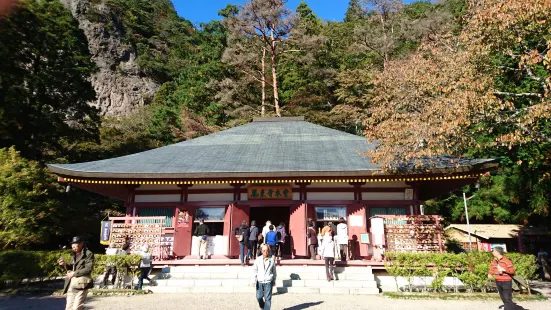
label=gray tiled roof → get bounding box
[47,118,496,179]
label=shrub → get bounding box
[507,252,539,295]
[384,251,538,294]
[0,250,141,289]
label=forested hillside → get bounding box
[0,0,549,250]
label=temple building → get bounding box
[48,117,497,261]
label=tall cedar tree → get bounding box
[223,0,294,117]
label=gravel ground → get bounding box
[1,293,549,310]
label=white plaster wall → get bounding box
[363,192,406,200]
[187,193,233,202]
[307,192,354,200]
[135,194,180,203]
[292,192,301,200]
[240,193,248,201]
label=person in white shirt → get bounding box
[336,217,349,262]
[261,221,272,240]
[251,244,277,310]
[319,232,336,281]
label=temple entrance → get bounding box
[249,206,291,257]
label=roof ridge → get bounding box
[253,116,305,122]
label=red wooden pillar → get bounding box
[347,204,367,259]
[289,203,307,257]
[227,204,250,257]
[124,185,137,223]
[223,204,232,256]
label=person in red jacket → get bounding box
[488,246,517,310]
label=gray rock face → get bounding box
[60,0,159,117]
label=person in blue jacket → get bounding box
[265,225,278,256]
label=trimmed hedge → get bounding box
[384,252,539,294]
[0,250,142,289]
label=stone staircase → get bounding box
[146,265,379,295]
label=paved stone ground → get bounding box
[531,280,551,298]
[1,293,549,310]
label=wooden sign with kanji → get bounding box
[247,185,292,199]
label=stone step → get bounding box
[148,286,379,295]
[154,279,251,287]
[148,286,275,294]
[275,286,378,295]
[156,271,375,281]
[281,279,377,288]
[165,266,373,274]
[277,287,320,294]
[279,272,375,281]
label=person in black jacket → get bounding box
[248,220,259,260]
[234,220,250,265]
[194,220,210,259]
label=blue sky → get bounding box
[172,0,421,26]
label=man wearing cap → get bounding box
[488,246,517,310]
[58,236,94,310]
[194,219,210,259]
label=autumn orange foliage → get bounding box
[364,0,551,170]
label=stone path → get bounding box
[1,293,549,310]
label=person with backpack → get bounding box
[234,220,250,266]
[275,222,286,260]
[265,225,278,257]
[249,220,259,260]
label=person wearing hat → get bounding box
[193,219,210,259]
[58,236,94,310]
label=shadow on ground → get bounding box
[283,301,323,310]
[0,296,100,309]
[530,280,551,298]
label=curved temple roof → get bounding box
[48,117,497,179]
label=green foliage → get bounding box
[0,148,65,249]
[0,147,121,251]
[0,250,142,289]
[0,250,70,287]
[508,253,539,295]
[0,0,100,162]
[457,252,493,293]
[104,0,194,82]
[383,251,536,294]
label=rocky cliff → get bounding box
[60,0,159,117]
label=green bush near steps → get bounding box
[382,292,548,301]
[384,252,540,295]
[0,250,142,289]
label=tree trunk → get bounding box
[270,29,281,117]
[380,13,389,70]
[261,47,266,116]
